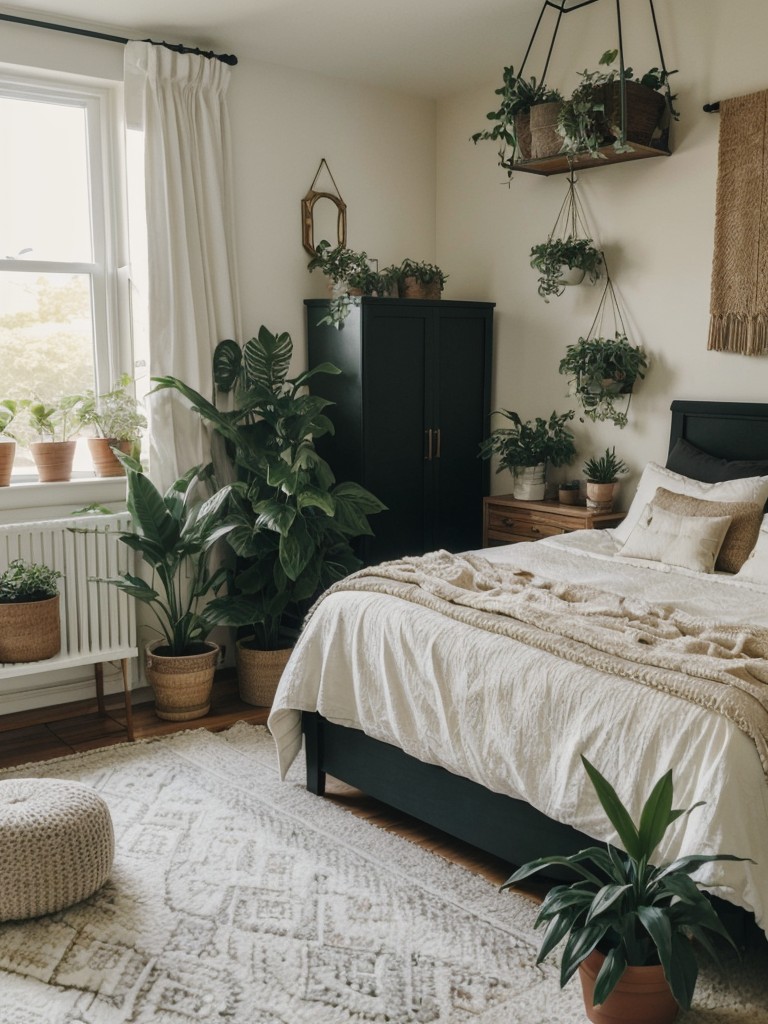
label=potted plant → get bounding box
[502,756,749,1024]
[479,409,577,500]
[17,395,81,482]
[0,399,18,486]
[0,558,63,663]
[308,240,393,327]
[389,259,448,300]
[94,454,235,721]
[152,326,386,707]
[529,236,604,300]
[583,446,628,511]
[471,66,563,168]
[559,333,649,428]
[558,480,582,506]
[557,49,679,159]
[74,375,147,477]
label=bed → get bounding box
[268,400,768,939]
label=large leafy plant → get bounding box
[503,756,749,1010]
[152,326,386,650]
[94,455,234,656]
[480,409,576,471]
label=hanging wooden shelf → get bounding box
[511,142,671,177]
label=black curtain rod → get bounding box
[0,12,237,65]
[703,102,720,112]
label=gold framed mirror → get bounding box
[301,159,347,256]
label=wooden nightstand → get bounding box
[483,495,626,546]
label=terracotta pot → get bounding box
[87,438,132,477]
[586,481,618,512]
[30,440,77,483]
[236,640,292,707]
[145,640,218,721]
[399,277,441,300]
[0,440,15,486]
[0,595,61,663]
[578,949,679,1024]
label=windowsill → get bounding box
[0,476,127,522]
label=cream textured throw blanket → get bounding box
[709,89,768,355]
[315,550,768,775]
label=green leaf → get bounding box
[534,912,575,964]
[213,338,242,392]
[297,486,336,516]
[332,480,388,515]
[102,573,158,603]
[125,469,180,552]
[503,850,605,890]
[585,883,631,923]
[243,326,292,392]
[581,756,642,860]
[592,946,627,1006]
[279,516,313,581]
[291,361,342,389]
[560,923,608,987]
[637,769,674,860]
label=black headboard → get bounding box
[669,401,768,461]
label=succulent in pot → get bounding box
[503,756,749,1023]
[0,558,63,663]
[529,236,604,300]
[583,447,628,512]
[0,399,18,486]
[480,409,576,500]
[559,332,648,428]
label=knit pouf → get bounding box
[0,778,114,921]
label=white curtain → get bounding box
[124,42,241,492]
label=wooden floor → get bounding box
[0,672,525,893]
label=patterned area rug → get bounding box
[0,723,766,1024]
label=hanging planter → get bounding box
[471,66,562,172]
[530,172,604,300]
[559,273,648,428]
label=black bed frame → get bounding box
[302,400,768,934]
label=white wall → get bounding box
[436,0,768,504]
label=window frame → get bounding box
[0,69,131,485]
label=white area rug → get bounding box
[0,723,766,1023]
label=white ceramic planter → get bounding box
[513,463,546,501]
[559,264,587,286]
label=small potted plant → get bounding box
[391,259,448,300]
[17,395,82,482]
[0,399,18,486]
[74,375,147,477]
[529,236,604,300]
[557,49,679,159]
[503,756,748,1023]
[479,409,576,500]
[307,240,392,327]
[0,558,63,663]
[583,446,628,511]
[559,333,649,428]
[471,65,563,168]
[92,455,236,722]
[558,479,582,505]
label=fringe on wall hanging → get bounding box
[708,89,768,356]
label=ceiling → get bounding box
[0,0,539,98]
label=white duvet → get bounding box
[269,530,768,935]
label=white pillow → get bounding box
[618,503,733,573]
[612,462,768,545]
[736,525,768,583]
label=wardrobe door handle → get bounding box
[424,428,433,460]
[434,428,441,459]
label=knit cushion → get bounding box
[0,778,114,921]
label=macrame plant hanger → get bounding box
[547,168,595,243]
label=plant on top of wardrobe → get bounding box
[308,240,393,327]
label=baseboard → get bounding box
[0,661,137,715]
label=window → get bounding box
[0,72,132,479]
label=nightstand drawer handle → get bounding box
[530,525,540,534]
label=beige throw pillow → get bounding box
[736,525,768,583]
[651,487,763,573]
[618,504,733,573]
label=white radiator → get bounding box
[0,513,138,678]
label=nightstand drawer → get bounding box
[487,509,567,541]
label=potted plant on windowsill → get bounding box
[152,326,386,708]
[559,333,648,428]
[0,399,18,487]
[17,395,81,483]
[471,66,563,168]
[0,558,63,663]
[74,374,147,477]
[479,409,577,500]
[503,756,749,1024]
[530,237,603,301]
[389,259,448,300]
[583,447,628,511]
[91,455,235,721]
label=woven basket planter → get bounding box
[530,100,563,158]
[602,81,667,147]
[30,441,76,483]
[236,641,292,707]
[145,640,219,721]
[87,438,131,477]
[0,440,15,487]
[399,277,441,300]
[0,595,61,663]
[514,111,532,160]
